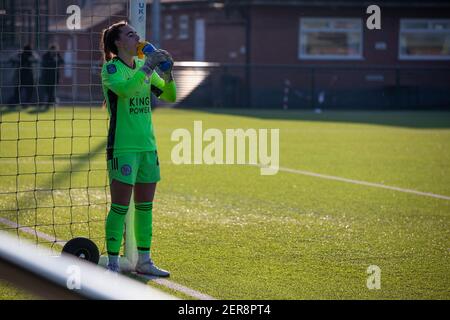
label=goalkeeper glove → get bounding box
[140,51,167,77]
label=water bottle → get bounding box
[137,41,171,72]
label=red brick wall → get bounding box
[250,5,450,67]
[154,6,247,63]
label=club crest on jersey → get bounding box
[107,64,117,74]
[121,164,132,176]
[144,77,150,84]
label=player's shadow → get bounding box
[181,108,450,129]
[26,106,53,114]
[0,105,52,116]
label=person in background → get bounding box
[8,45,38,108]
[39,44,64,110]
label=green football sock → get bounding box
[134,202,153,253]
[105,203,129,256]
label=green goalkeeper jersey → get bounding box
[101,56,174,159]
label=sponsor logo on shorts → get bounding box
[121,164,132,176]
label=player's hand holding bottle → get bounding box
[140,50,167,76]
[156,49,174,82]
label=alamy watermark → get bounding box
[66,265,81,290]
[366,5,381,30]
[171,121,280,175]
[366,265,381,290]
[66,5,81,30]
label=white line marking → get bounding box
[0,216,214,300]
[164,161,450,201]
[134,273,216,300]
[3,158,448,200]
[272,165,450,201]
[0,217,66,245]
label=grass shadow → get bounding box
[0,105,52,116]
[179,107,450,129]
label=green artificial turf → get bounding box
[0,106,449,299]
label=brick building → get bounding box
[157,0,450,109]
[1,0,449,109]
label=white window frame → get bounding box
[164,15,173,40]
[178,14,189,40]
[399,19,450,61]
[299,17,364,60]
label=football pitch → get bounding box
[1,106,449,299]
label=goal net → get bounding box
[0,0,141,264]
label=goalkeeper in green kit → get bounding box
[101,21,176,276]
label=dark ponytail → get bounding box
[101,20,128,62]
[101,20,128,108]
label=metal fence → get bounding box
[1,60,450,110]
[174,63,450,110]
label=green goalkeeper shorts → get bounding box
[107,151,160,185]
